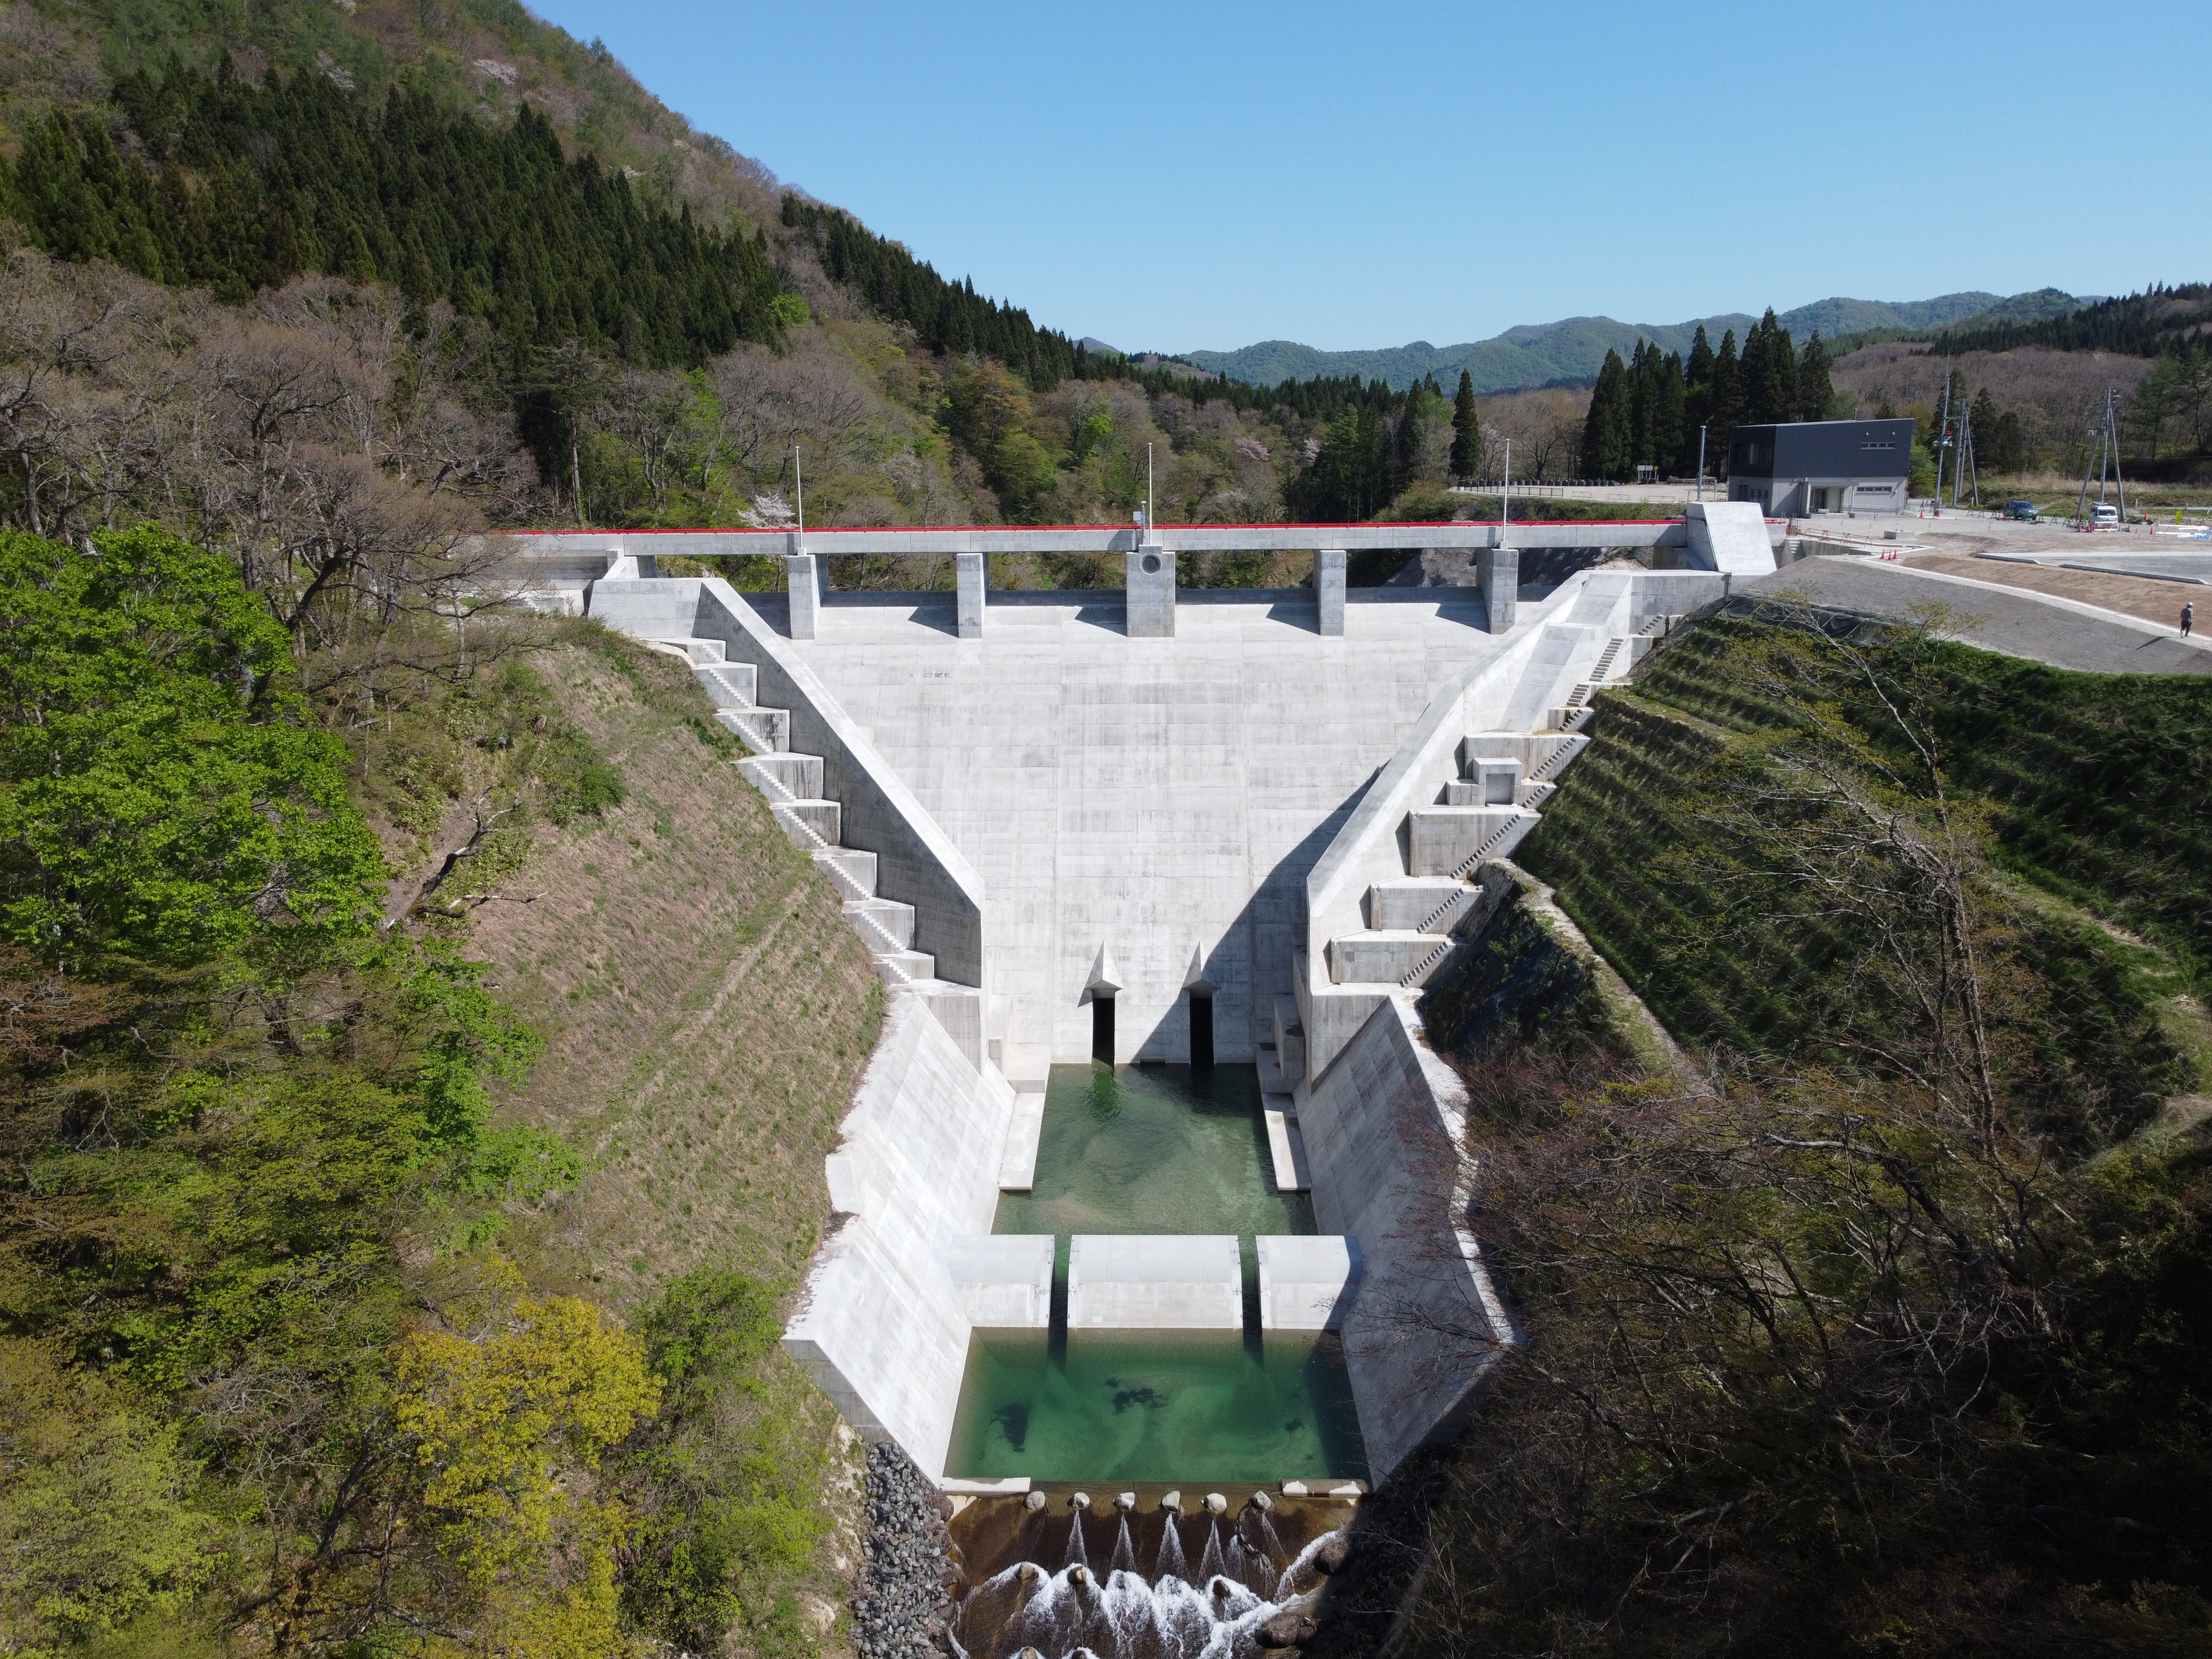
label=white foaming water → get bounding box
[1195,1521,1225,1586]
[952,1529,1345,1659]
[1152,1520,1187,1583]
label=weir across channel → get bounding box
[508,510,1777,1519]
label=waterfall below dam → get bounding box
[949,1496,1346,1659]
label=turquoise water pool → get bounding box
[946,1064,1365,1483]
[946,1329,1367,1483]
[993,1063,1314,1239]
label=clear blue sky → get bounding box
[528,0,2210,356]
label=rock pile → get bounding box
[852,1442,955,1659]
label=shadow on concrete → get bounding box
[744,589,794,639]
[1126,768,1382,1063]
[820,589,960,638]
[1344,588,1491,631]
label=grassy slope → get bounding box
[403,630,884,1648]
[460,634,883,1305]
[1516,618,2211,1108]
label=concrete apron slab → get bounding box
[1067,1234,1241,1329]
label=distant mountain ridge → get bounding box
[1182,289,2082,393]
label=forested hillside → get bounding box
[1312,610,2212,1658]
[0,513,895,1655]
[1182,288,2080,394]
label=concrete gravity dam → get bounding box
[514,507,1775,1646]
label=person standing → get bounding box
[2184,601,2195,638]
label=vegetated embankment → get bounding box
[1310,608,2212,1658]
[0,530,887,1659]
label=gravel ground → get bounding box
[853,1443,955,1659]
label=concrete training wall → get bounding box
[1297,993,1516,1482]
[781,996,1016,1479]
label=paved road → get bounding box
[1740,556,2212,676]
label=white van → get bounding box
[2090,502,2120,526]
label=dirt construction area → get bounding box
[1900,552,2203,630]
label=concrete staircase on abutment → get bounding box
[594,580,992,1073]
[637,635,982,1045]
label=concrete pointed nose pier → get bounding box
[506,510,1775,1491]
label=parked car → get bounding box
[2091,502,2121,526]
[2003,499,2039,521]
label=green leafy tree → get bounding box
[1910,432,1938,494]
[0,526,385,970]
[1449,370,1483,482]
[0,1339,221,1652]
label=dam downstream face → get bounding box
[949,1065,1367,1483]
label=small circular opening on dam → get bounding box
[1141,552,1161,574]
[950,1064,1368,1485]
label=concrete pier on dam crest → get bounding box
[508,508,1774,1491]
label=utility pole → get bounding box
[2075,388,2128,525]
[1500,437,1511,542]
[1933,362,1953,515]
[1146,442,1155,539]
[1952,399,1978,509]
[794,444,805,550]
[1695,425,1707,502]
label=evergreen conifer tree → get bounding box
[1582,348,1632,481]
[1449,370,1483,482]
[1388,387,1430,497]
[1709,330,1744,474]
[1798,333,1835,421]
[1743,309,1798,424]
[1686,325,1715,391]
[1652,351,1687,478]
[1681,326,1716,474]
[1626,341,1653,473]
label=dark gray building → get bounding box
[1725,418,1913,516]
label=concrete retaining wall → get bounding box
[781,997,1017,1479]
[588,578,989,990]
[1297,994,1515,1481]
